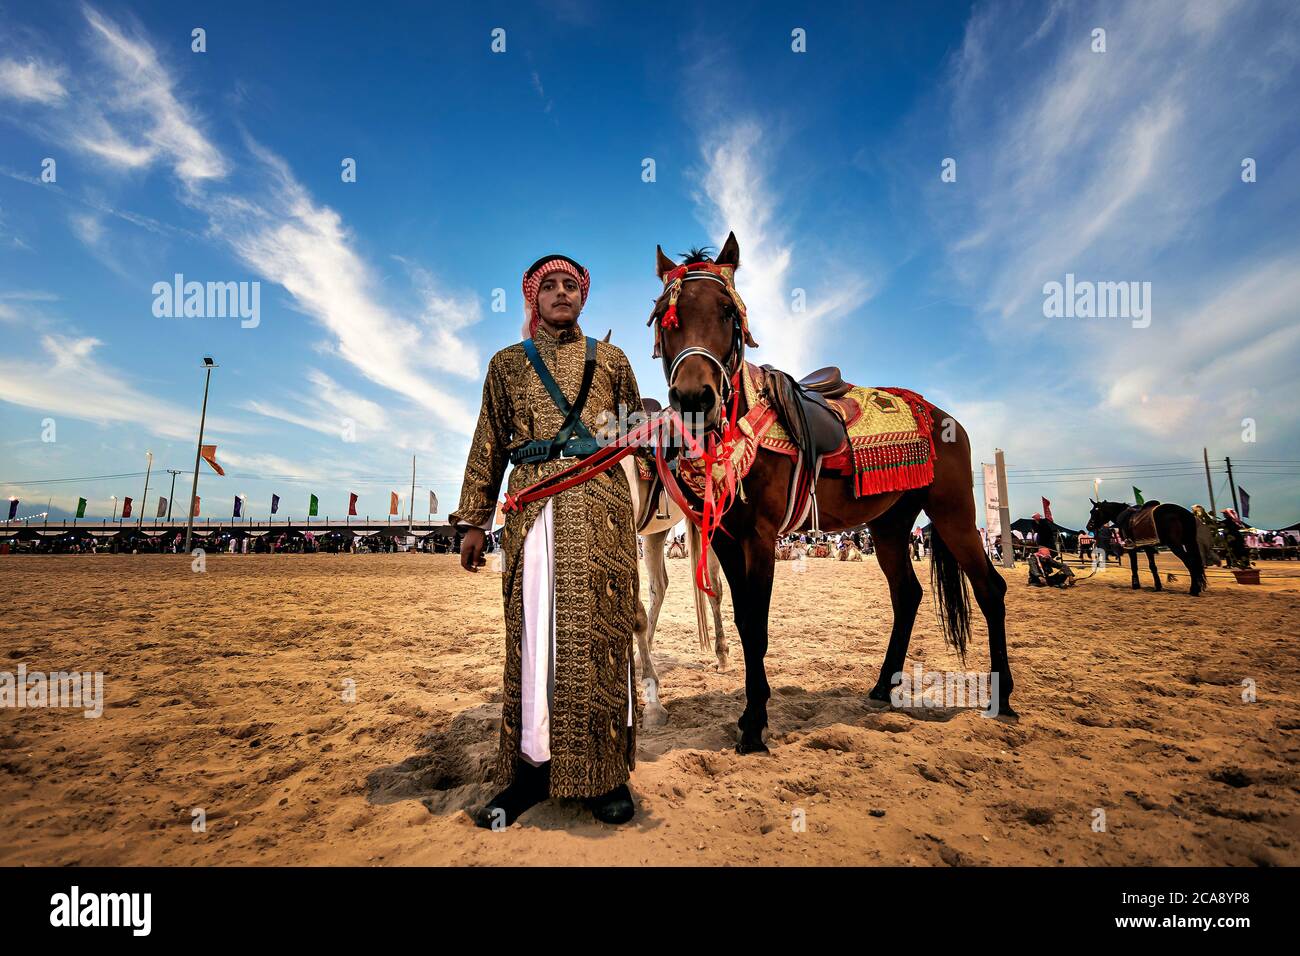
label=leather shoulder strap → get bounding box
[521,336,596,446]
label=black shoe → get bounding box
[473,760,549,830]
[586,784,635,825]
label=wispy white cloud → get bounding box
[692,120,869,375]
[0,335,245,441]
[2,6,487,437]
[79,7,228,186]
[205,142,480,432]
[0,56,67,103]
[68,212,104,247]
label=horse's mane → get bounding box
[680,246,715,264]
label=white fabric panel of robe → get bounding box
[520,498,632,767]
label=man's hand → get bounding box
[460,527,487,572]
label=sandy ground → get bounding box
[0,551,1297,867]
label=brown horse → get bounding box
[652,233,1015,754]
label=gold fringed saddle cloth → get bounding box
[741,364,936,497]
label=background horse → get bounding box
[1085,499,1207,595]
[652,233,1014,755]
[616,405,728,728]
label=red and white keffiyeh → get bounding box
[521,255,591,339]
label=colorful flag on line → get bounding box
[157,496,167,517]
[309,494,319,517]
[122,497,133,518]
[191,496,201,517]
[200,445,225,476]
[1133,486,1145,505]
[76,497,87,518]
[7,498,18,520]
[390,492,400,516]
[348,493,358,516]
[1041,497,1053,522]
[1239,487,1250,519]
[233,496,243,518]
[429,490,437,515]
[271,494,280,515]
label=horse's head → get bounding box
[648,231,757,433]
[1086,499,1121,532]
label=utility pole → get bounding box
[1225,456,1240,516]
[408,455,416,533]
[184,357,217,553]
[138,450,153,528]
[166,470,182,520]
[995,448,1014,568]
[1202,448,1217,514]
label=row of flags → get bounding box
[7,446,451,521]
[11,489,443,520]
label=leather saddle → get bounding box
[798,366,852,399]
[760,365,853,532]
[1117,501,1162,548]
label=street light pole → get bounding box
[184,358,217,553]
[139,450,153,528]
[166,470,182,520]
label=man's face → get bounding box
[536,270,583,327]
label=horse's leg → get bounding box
[1129,548,1141,589]
[928,506,1015,717]
[1146,546,1162,591]
[639,528,670,727]
[1167,539,1195,594]
[865,498,925,703]
[706,545,729,671]
[712,529,775,755]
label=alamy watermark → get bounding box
[49,886,150,936]
[593,403,717,455]
[890,665,1000,717]
[1,664,104,717]
[1043,273,1150,329]
[152,273,260,328]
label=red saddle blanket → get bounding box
[743,362,936,497]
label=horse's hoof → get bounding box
[736,737,770,755]
[642,703,669,729]
[867,686,892,705]
[995,701,1019,720]
[714,655,730,673]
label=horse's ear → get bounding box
[602,329,611,343]
[1089,498,1096,505]
[656,244,676,279]
[716,231,740,268]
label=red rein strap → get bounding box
[502,367,746,600]
[501,416,659,514]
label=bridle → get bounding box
[647,261,756,426]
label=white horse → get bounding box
[619,445,728,728]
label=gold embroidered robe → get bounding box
[449,322,644,798]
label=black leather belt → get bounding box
[509,436,599,465]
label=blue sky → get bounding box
[2,0,1298,530]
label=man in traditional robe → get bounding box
[451,253,644,828]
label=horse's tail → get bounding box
[1180,508,1209,590]
[929,530,972,659]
